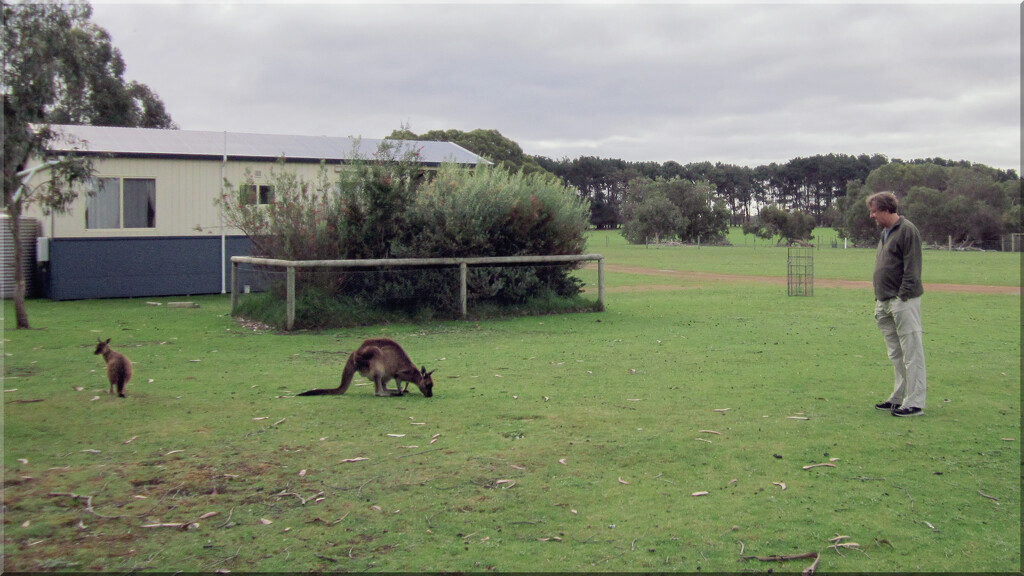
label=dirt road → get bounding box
[593,263,1021,295]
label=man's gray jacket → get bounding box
[873,216,924,302]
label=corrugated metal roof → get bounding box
[44,124,488,166]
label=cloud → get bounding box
[90,2,1021,172]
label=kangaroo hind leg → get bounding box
[380,376,404,397]
[374,376,402,397]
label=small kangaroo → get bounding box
[94,338,133,398]
[298,338,435,398]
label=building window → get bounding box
[240,184,274,205]
[86,177,156,229]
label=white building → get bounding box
[22,125,486,300]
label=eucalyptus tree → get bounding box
[837,162,1019,249]
[711,162,754,225]
[620,177,729,245]
[741,204,815,245]
[390,127,547,176]
[2,0,174,328]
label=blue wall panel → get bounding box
[46,236,260,301]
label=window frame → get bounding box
[85,176,157,230]
[239,183,275,206]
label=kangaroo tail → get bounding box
[296,356,355,396]
[297,388,338,396]
[297,347,374,397]
[335,349,366,394]
[297,364,350,396]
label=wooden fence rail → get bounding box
[231,254,605,330]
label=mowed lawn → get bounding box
[3,229,1020,573]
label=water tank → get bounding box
[1,215,40,299]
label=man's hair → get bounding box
[866,191,898,213]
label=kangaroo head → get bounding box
[94,338,112,355]
[414,365,435,397]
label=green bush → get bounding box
[620,177,730,244]
[409,163,588,257]
[408,164,590,304]
[741,204,816,244]
[221,147,591,328]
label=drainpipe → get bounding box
[220,131,227,294]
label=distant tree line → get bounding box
[836,161,1021,249]
[406,127,1019,250]
[530,154,892,229]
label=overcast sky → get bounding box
[89,1,1021,174]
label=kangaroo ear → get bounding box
[106,338,112,344]
[427,370,436,377]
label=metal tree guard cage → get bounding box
[787,246,814,296]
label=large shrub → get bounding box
[409,163,588,258]
[221,162,341,261]
[405,164,590,305]
[220,147,591,325]
[220,139,424,261]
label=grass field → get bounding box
[3,229,1020,572]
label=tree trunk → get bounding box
[7,205,32,329]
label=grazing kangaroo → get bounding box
[94,338,132,398]
[298,338,435,398]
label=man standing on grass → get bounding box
[867,191,927,417]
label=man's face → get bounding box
[868,202,896,228]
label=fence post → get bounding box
[459,262,468,317]
[598,257,605,309]
[286,266,296,331]
[230,259,238,312]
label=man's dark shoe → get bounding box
[892,406,923,417]
[875,401,900,411]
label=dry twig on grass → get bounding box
[273,490,324,505]
[48,492,122,519]
[828,542,860,552]
[740,551,820,575]
[216,507,235,528]
[204,545,241,572]
[803,554,821,575]
[395,447,443,459]
[978,490,1000,503]
[802,462,837,470]
[306,512,349,526]
[142,521,199,530]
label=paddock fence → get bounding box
[231,254,605,330]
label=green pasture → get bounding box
[594,227,1022,286]
[2,230,1020,572]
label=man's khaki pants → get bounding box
[875,296,927,409]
